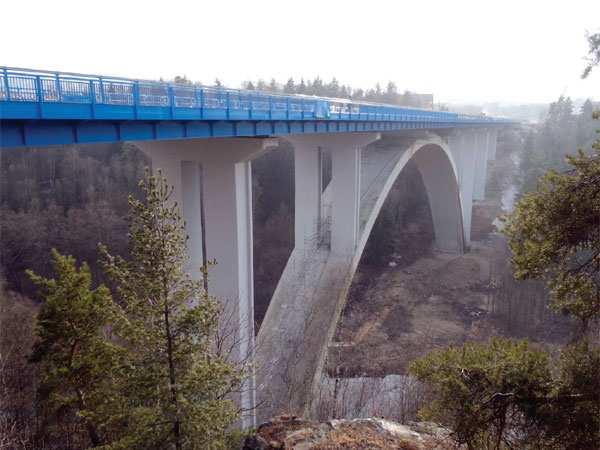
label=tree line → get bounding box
[173,73,434,108]
[1,173,246,449]
[519,97,598,194]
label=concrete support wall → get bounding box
[181,161,205,276]
[330,146,361,256]
[287,133,380,257]
[289,139,322,251]
[448,131,478,245]
[137,138,276,428]
[136,129,495,426]
[487,129,498,160]
[413,144,464,253]
[472,130,489,201]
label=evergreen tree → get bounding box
[576,99,597,148]
[410,338,552,450]
[297,78,306,95]
[100,171,241,449]
[256,79,267,91]
[283,77,295,94]
[352,88,364,101]
[312,76,323,96]
[326,77,340,97]
[384,81,398,104]
[582,30,600,78]
[506,142,600,331]
[27,250,126,447]
[268,78,278,92]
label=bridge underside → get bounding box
[1,118,478,148]
[93,127,495,427]
[254,131,492,421]
[1,67,505,428]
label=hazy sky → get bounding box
[2,0,599,104]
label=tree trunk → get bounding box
[164,299,182,450]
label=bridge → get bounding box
[0,66,513,426]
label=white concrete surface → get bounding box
[137,137,277,428]
[136,129,498,426]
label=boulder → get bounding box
[243,416,455,449]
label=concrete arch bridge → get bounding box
[0,66,507,427]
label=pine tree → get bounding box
[283,77,295,94]
[582,31,600,78]
[256,79,267,91]
[297,78,306,95]
[27,250,126,447]
[100,170,241,449]
[268,78,278,92]
[327,77,340,97]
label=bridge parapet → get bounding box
[1,66,513,128]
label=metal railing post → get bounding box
[168,85,174,118]
[89,79,96,117]
[35,75,43,117]
[133,81,139,119]
[226,90,230,119]
[198,87,204,119]
[99,77,105,103]
[268,95,272,120]
[3,68,10,101]
[248,92,252,118]
[55,73,62,102]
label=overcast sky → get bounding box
[2,0,599,104]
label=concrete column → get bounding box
[136,137,276,429]
[449,131,478,245]
[290,141,322,251]
[201,157,254,346]
[472,130,488,201]
[330,146,361,256]
[287,133,379,257]
[487,129,498,160]
[143,147,184,210]
[181,161,204,278]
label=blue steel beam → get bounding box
[0,67,514,148]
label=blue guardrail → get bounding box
[0,67,513,148]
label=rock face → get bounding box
[243,416,454,450]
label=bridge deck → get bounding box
[1,67,511,148]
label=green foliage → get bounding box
[517,96,598,195]
[505,144,600,329]
[582,31,600,78]
[414,123,600,449]
[240,76,432,107]
[535,342,600,449]
[99,170,241,450]
[27,250,127,447]
[410,338,552,449]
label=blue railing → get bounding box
[0,67,510,125]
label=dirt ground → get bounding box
[326,145,577,378]
[328,235,504,377]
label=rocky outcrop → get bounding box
[243,415,454,450]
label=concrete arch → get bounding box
[255,134,468,421]
[356,137,464,265]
